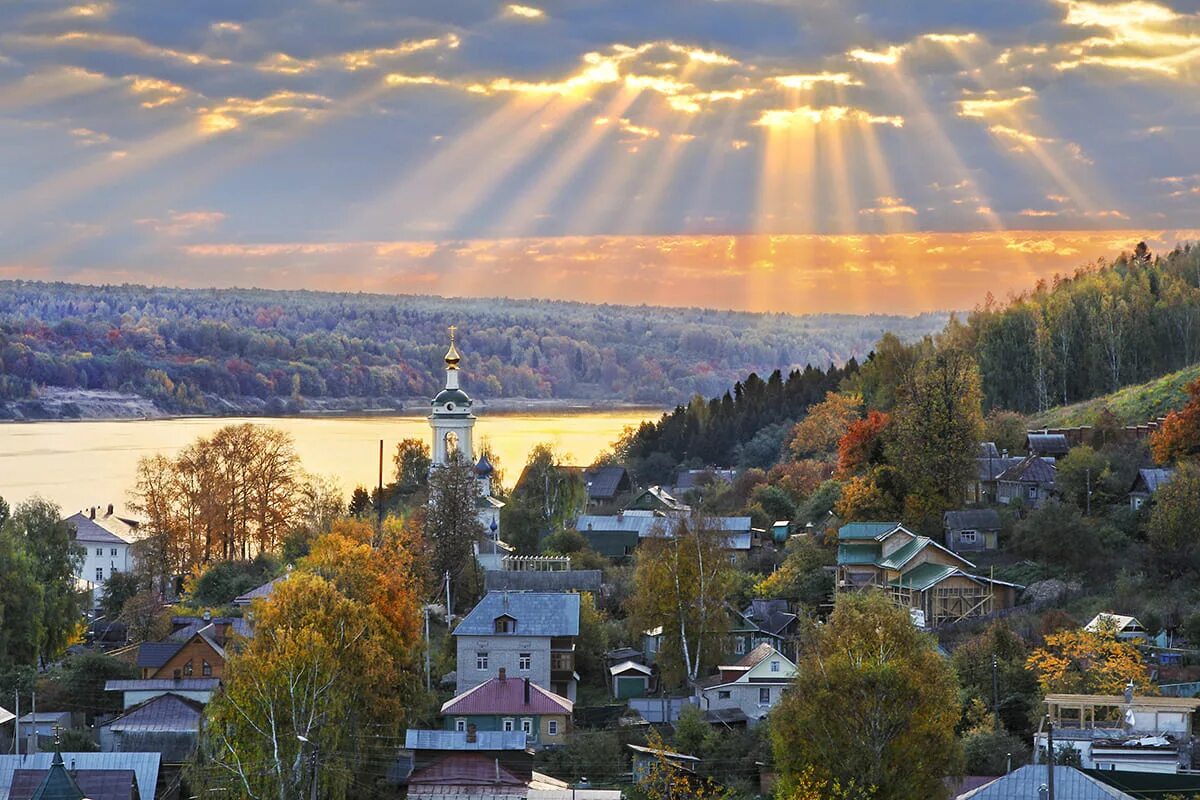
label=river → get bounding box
[0,410,662,516]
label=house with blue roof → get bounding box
[835,522,1022,628]
[453,592,581,701]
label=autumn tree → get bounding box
[195,564,421,800]
[836,411,892,478]
[628,515,735,687]
[891,348,984,531]
[425,451,485,612]
[1146,462,1200,577]
[772,592,962,800]
[0,514,44,666]
[1055,445,1110,512]
[1026,625,1153,695]
[951,622,1040,738]
[982,410,1028,457]
[789,392,862,460]
[503,444,586,554]
[1151,379,1200,463]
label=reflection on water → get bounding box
[0,411,661,515]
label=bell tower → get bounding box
[430,326,476,466]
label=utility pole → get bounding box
[424,606,432,691]
[12,690,18,755]
[1046,717,1055,800]
[992,656,1000,732]
[1085,468,1092,516]
[377,439,385,544]
[445,570,452,620]
[30,690,36,755]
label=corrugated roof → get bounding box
[15,713,70,724]
[609,661,652,677]
[978,442,1001,459]
[453,592,580,638]
[101,693,203,734]
[837,522,902,541]
[976,456,1025,481]
[944,509,1002,531]
[1132,468,1174,494]
[408,753,525,788]
[958,765,1133,799]
[404,730,528,751]
[484,571,602,594]
[11,768,137,800]
[232,575,286,606]
[1027,432,1071,456]
[575,514,667,536]
[441,677,572,716]
[888,562,962,592]
[837,544,879,565]
[877,537,930,570]
[0,753,160,800]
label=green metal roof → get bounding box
[888,562,963,592]
[837,522,901,541]
[877,536,931,570]
[837,543,880,565]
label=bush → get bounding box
[187,553,280,608]
[963,729,1030,776]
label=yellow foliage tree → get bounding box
[1026,627,1154,695]
[789,392,862,460]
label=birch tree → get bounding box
[629,514,733,687]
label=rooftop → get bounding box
[453,592,580,638]
[101,692,204,733]
[441,677,573,716]
[959,764,1131,799]
[0,753,160,800]
[837,522,903,541]
[404,729,529,751]
[1045,694,1200,710]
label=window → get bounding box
[502,718,514,732]
[770,660,780,673]
[519,653,531,671]
[96,547,103,556]
[111,548,118,557]
[202,660,212,677]
[960,531,978,543]
[734,638,745,655]
[547,720,558,736]
[521,718,533,735]
[494,616,516,634]
[476,652,488,671]
[184,660,194,677]
[1027,485,1038,499]
[96,567,104,582]
[455,718,466,732]
[758,687,771,705]
[717,690,731,700]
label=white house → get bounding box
[1084,613,1149,643]
[693,643,797,726]
[66,505,138,607]
[1036,693,1200,773]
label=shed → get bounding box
[609,661,653,699]
[1129,468,1174,510]
[943,509,1002,553]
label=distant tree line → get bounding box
[0,281,945,412]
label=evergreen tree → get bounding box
[425,451,484,612]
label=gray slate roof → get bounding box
[978,442,1001,459]
[484,571,603,594]
[453,592,580,638]
[742,599,797,637]
[10,767,137,800]
[944,509,1002,532]
[1131,467,1174,495]
[404,729,528,751]
[101,692,204,734]
[582,466,629,500]
[996,455,1057,484]
[1027,432,1071,456]
[136,641,183,670]
[63,514,131,545]
[0,753,160,800]
[233,575,286,606]
[976,457,1025,481]
[105,678,220,692]
[576,513,667,537]
[957,764,1132,799]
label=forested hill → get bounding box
[0,281,946,418]
[967,242,1200,414]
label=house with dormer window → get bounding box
[453,592,581,701]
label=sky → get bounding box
[2,0,1200,314]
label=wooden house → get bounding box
[943,509,1002,553]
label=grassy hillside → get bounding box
[1030,363,1200,428]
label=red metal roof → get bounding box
[441,677,572,716]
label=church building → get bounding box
[429,328,506,556]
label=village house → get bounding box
[628,744,700,783]
[104,678,220,709]
[1129,467,1174,510]
[574,510,755,563]
[582,465,633,509]
[98,693,204,762]
[1036,692,1200,773]
[453,592,581,701]
[835,522,1022,627]
[440,671,572,749]
[1085,612,1150,643]
[730,600,798,659]
[943,509,1003,553]
[967,455,1023,505]
[669,469,736,502]
[995,455,1057,508]
[65,505,138,608]
[693,643,797,727]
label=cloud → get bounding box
[772,72,861,89]
[956,88,1034,118]
[504,4,546,20]
[6,31,231,67]
[127,75,187,108]
[848,46,905,65]
[198,91,331,134]
[136,209,226,236]
[755,106,903,128]
[257,34,460,74]
[860,196,918,216]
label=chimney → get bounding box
[466,723,477,743]
[202,610,212,622]
[523,677,531,705]
[498,667,506,682]
[106,503,114,516]
[89,507,96,520]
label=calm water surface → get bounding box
[0,410,661,516]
